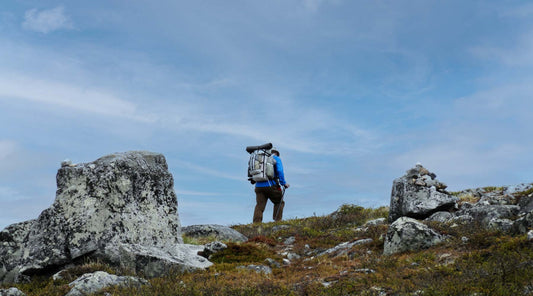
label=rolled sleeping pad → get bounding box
[246,142,273,153]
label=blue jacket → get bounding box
[255,155,287,187]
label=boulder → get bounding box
[66,271,148,296]
[0,151,211,283]
[384,217,445,255]
[512,211,533,234]
[182,224,248,242]
[389,164,458,223]
[0,288,26,296]
[425,211,453,223]
[455,203,519,225]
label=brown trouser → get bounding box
[253,186,285,223]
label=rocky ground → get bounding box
[1,154,533,295]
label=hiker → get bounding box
[253,147,290,223]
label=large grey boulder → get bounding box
[0,151,211,283]
[389,164,458,223]
[182,224,248,242]
[384,217,445,255]
[455,202,519,225]
[66,271,148,296]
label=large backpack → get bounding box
[247,144,276,183]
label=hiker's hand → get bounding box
[284,184,290,189]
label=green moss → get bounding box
[209,242,276,264]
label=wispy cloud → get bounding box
[0,140,17,160]
[22,6,74,34]
[469,30,533,67]
[0,74,153,122]
[175,190,219,197]
[174,159,242,181]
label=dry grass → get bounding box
[3,204,533,296]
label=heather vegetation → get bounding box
[2,203,533,296]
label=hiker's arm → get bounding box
[275,157,287,186]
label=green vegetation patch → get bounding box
[209,242,276,264]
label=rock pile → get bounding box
[389,164,457,223]
[385,164,533,255]
[0,151,211,284]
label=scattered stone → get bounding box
[283,236,296,245]
[528,230,533,241]
[182,225,247,243]
[264,258,281,268]
[66,271,148,296]
[286,252,301,260]
[320,238,373,257]
[353,268,375,274]
[236,265,272,275]
[389,164,457,223]
[384,217,444,255]
[201,241,227,259]
[363,218,387,227]
[272,225,290,232]
[0,288,26,296]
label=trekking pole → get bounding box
[274,182,286,221]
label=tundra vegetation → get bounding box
[2,200,533,296]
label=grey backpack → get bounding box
[246,143,276,183]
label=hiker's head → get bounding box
[271,147,279,156]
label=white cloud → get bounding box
[175,190,218,197]
[0,140,17,160]
[0,74,153,122]
[0,186,25,202]
[470,30,533,67]
[22,6,73,34]
[303,0,326,12]
[174,159,242,181]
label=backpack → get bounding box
[247,147,276,183]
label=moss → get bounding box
[209,242,276,264]
[11,203,533,296]
[482,186,505,193]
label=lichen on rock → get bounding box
[0,151,211,284]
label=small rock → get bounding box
[272,225,290,232]
[236,265,272,275]
[353,268,375,274]
[264,258,281,268]
[0,288,26,296]
[66,271,148,296]
[527,230,533,241]
[364,218,387,226]
[182,225,247,243]
[286,252,301,260]
[283,236,296,245]
[201,241,227,259]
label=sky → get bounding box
[2,0,533,230]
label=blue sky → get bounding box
[2,1,533,230]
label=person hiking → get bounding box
[253,147,290,223]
